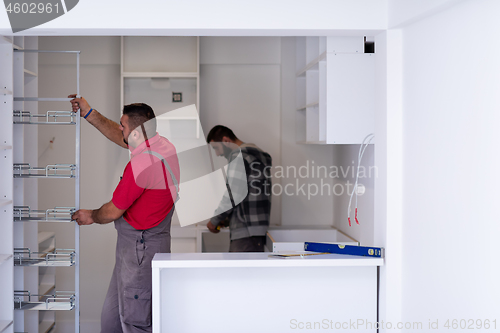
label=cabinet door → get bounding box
[325,53,375,144]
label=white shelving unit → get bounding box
[295,36,375,144]
[1,36,81,333]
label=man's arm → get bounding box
[207,153,249,233]
[68,94,127,149]
[72,201,126,225]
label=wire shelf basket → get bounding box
[13,110,77,125]
[13,163,76,178]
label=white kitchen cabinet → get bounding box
[152,252,382,333]
[296,36,375,144]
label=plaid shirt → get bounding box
[211,144,272,240]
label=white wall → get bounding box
[398,0,500,330]
[373,28,404,331]
[38,36,124,333]
[388,0,465,27]
[332,145,375,245]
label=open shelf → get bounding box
[123,72,198,78]
[296,102,319,111]
[13,163,76,178]
[14,291,75,311]
[23,69,37,77]
[14,206,74,222]
[13,110,77,125]
[296,51,326,77]
[13,97,72,102]
[14,248,75,267]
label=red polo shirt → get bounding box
[112,133,180,230]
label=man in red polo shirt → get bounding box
[69,95,179,333]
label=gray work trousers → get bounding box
[101,208,173,333]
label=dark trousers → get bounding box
[100,208,173,333]
[229,236,266,252]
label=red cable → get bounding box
[355,208,359,224]
[348,217,351,227]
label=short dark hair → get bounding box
[206,125,238,143]
[123,103,157,139]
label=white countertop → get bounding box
[152,252,383,268]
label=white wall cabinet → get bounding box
[152,253,382,333]
[296,36,375,144]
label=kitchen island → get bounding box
[152,252,383,333]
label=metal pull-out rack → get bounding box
[13,206,75,222]
[13,163,76,178]
[14,291,75,311]
[14,248,75,266]
[13,110,77,124]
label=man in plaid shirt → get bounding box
[206,125,272,252]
